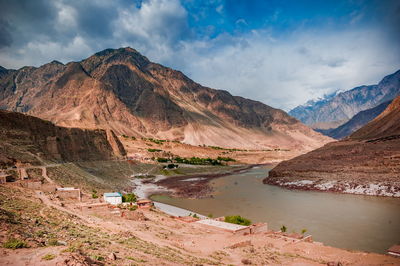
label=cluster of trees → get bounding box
[208,145,245,152]
[142,137,167,145]
[155,156,235,165]
[122,193,136,203]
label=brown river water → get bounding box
[151,165,400,253]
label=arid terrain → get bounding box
[1,174,399,266]
[265,96,400,197]
[120,134,306,165]
[0,47,331,151]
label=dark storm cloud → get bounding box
[0,19,12,48]
[0,0,58,45]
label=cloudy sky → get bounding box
[0,0,399,110]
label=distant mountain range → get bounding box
[265,95,400,197]
[0,47,330,151]
[289,70,400,130]
[316,100,392,139]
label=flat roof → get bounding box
[196,219,248,231]
[104,192,122,197]
[57,187,79,191]
[388,245,400,254]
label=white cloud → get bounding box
[168,28,400,110]
[0,0,399,111]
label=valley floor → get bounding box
[1,184,399,266]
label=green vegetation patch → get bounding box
[224,215,251,226]
[3,238,28,249]
[148,148,162,152]
[157,156,233,166]
[42,254,56,260]
[122,193,137,203]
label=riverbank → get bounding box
[131,164,264,199]
[150,166,400,254]
[263,177,400,197]
[155,164,264,198]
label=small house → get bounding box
[137,199,153,209]
[388,245,400,257]
[104,192,122,205]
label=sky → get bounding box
[0,0,399,110]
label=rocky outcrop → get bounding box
[316,100,392,139]
[265,96,400,197]
[0,110,126,167]
[0,47,331,151]
[289,70,400,129]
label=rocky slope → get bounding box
[0,110,126,167]
[0,47,330,151]
[316,100,392,139]
[264,96,400,197]
[289,70,400,129]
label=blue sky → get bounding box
[0,0,399,110]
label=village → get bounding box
[1,162,400,265]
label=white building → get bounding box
[103,192,122,205]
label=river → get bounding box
[151,165,400,254]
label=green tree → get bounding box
[224,215,251,226]
[122,193,136,203]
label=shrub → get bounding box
[3,238,28,249]
[91,189,98,199]
[128,205,138,211]
[224,215,251,226]
[217,156,236,162]
[122,193,136,203]
[208,213,213,218]
[47,239,59,246]
[280,225,287,233]
[148,148,162,152]
[42,254,56,260]
[93,255,104,261]
[156,157,169,163]
[301,228,307,234]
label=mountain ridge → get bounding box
[289,70,400,129]
[0,47,331,151]
[316,100,392,139]
[265,95,400,197]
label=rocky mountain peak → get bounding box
[0,47,331,151]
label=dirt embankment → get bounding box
[264,137,400,197]
[265,96,400,197]
[0,110,126,167]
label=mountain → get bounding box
[0,109,126,168]
[0,47,331,151]
[264,96,400,197]
[351,95,400,140]
[316,100,392,139]
[289,70,400,129]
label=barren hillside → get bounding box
[0,110,125,167]
[0,47,331,151]
[264,96,400,197]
